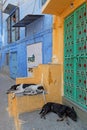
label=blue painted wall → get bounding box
[1,0,53,78]
[0,10,2,48]
[8,43,27,78]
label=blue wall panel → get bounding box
[9,43,27,78]
[0,10,2,48]
[17,43,27,77]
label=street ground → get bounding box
[19,110,87,130]
[0,72,15,130]
[0,72,87,130]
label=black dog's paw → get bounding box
[43,116,46,119]
[65,118,70,125]
[57,118,64,122]
[66,121,70,126]
[40,115,46,119]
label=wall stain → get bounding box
[48,69,53,85]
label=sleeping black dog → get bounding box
[39,102,77,125]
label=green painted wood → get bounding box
[64,3,87,109]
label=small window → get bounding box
[7,7,20,43]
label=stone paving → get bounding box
[0,73,15,130]
[19,110,87,130]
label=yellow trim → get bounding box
[61,0,86,18]
[52,0,86,63]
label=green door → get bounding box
[64,3,87,109]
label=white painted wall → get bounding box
[27,42,42,77]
